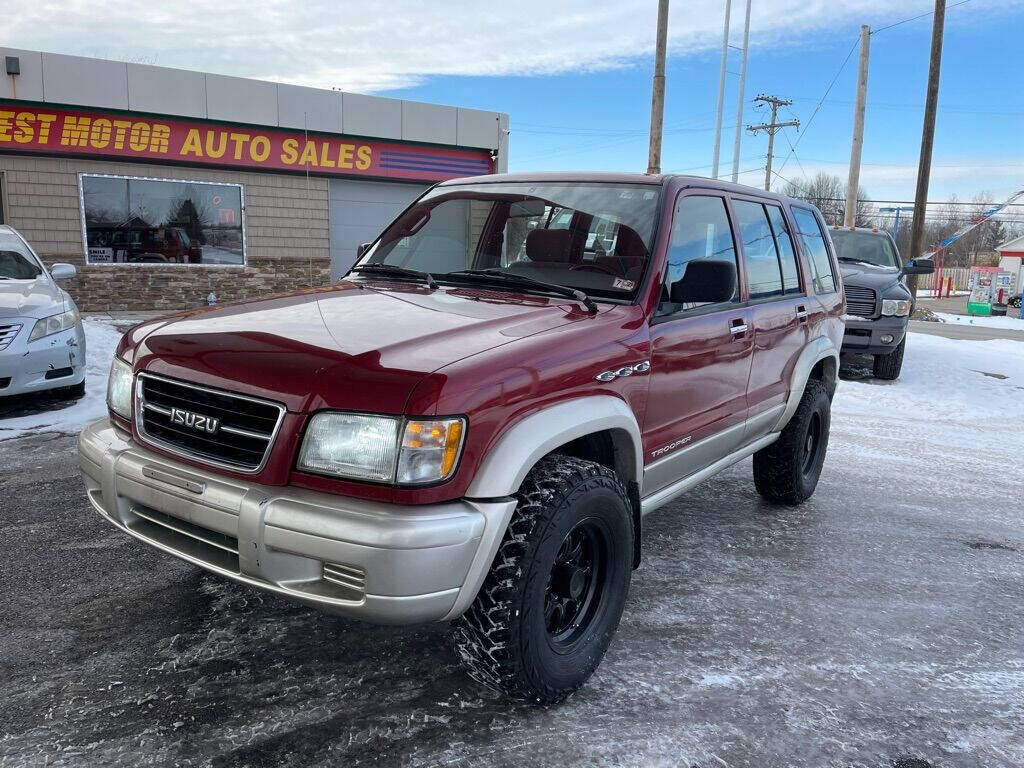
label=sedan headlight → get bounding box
[107,357,133,419]
[881,299,911,317]
[298,413,466,485]
[29,308,80,342]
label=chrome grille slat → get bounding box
[844,285,877,318]
[323,562,367,590]
[136,372,285,474]
[0,323,23,350]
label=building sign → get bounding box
[0,104,494,181]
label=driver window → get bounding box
[658,195,740,317]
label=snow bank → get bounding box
[0,319,123,441]
[933,312,1024,330]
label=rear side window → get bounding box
[766,205,801,294]
[658,195,740,316]
[733,200,784,299]
[792,207,837,293]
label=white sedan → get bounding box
[0,225,87,398]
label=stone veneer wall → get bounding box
[0,155,332,311]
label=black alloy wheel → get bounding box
[545,520,608,649]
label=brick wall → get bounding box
[0,155,332,311]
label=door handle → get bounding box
[796,305,809,323]
[729,318,748,336]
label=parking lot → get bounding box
[1,332,1022,768]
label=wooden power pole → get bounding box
[747,95,799,191]
[844,25,871,228]
[647,0,670,174]
[907,0,946,295]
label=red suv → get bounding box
[79,173,844,703]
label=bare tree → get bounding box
[783,171,872,227]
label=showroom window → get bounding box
[79,174,245,266]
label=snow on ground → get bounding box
[916,289,969,298]
[934,311,1024,330]
[0,319,122,441]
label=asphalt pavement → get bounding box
[1,376,1022,766]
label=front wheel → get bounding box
[452,455,633,704]
[872,337,906,380]
[753,379,831,505]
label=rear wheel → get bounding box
[872,337,906,380]
[452,455,633,704]
[753,379,831,505]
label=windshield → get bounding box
[357,182,662,300]
[830,229,900,269]
[0,233,43,280]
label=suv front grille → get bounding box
[844,285,877,317]
[0,323,23,350]
[137,373,285,472]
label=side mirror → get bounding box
[49,263,77,280]
[902,258,934,275]
[356,242,372,258]
[669,259,737,304]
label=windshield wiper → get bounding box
[448,269,598,313]
[350,263,437,290]
[837,256,877,266]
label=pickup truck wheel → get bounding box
[753,379,830,505]
[872,337,906,380]
[452,455,633,704]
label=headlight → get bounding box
[881,299,911,317]
[107,357,133,419]
[29,308,80,342]
[298,413,466,485]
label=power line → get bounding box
[871,0,971,35]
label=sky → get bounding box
[5,0,1024,207]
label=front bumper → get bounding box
[78,419,515,624]
[0,320,86,396]
[841,314,908,356]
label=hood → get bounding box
[839,262,908,295]
[0,278,63,319]
[132,280,594,414]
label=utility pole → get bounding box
[747,95,799,191]
[907,0,946,296]
[647,0,670,174]
[730,0,752,183]
[844,24,871,228]
[711,0,732,179]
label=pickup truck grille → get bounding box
[844,285,877,318]
[0,323,22,350]
[136,373,285,472]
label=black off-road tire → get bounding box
[872,336,906,380]
[753,379,831,505]
[452,455,633,704]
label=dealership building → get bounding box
[0,48,508,311]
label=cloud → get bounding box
[2,0,1014,94]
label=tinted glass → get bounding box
[658,195,739,316]
[81,175,244,265]
[830,229,901,268]
[792,207,836,293]
[766,205,801,293]
[363,183,661,299]
[733,200,784,299]
[0,232,42,279]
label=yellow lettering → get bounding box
[180,128,203,157]
[280,138,298,165]
[356,145,372,170]
[111,120,132,149]
[89,118,112,148]
[318,142,336,168]
[128,122,151,151]
[337,143,354,169]
[251,135,271,162]
[298,140,319,167]
[0,110,13,141]
[61,116,91,147]
[13,112,34,143]
[35,113,56,144]
[150,124,170,153]
[204,131,227,158]
[229,132,250,159]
